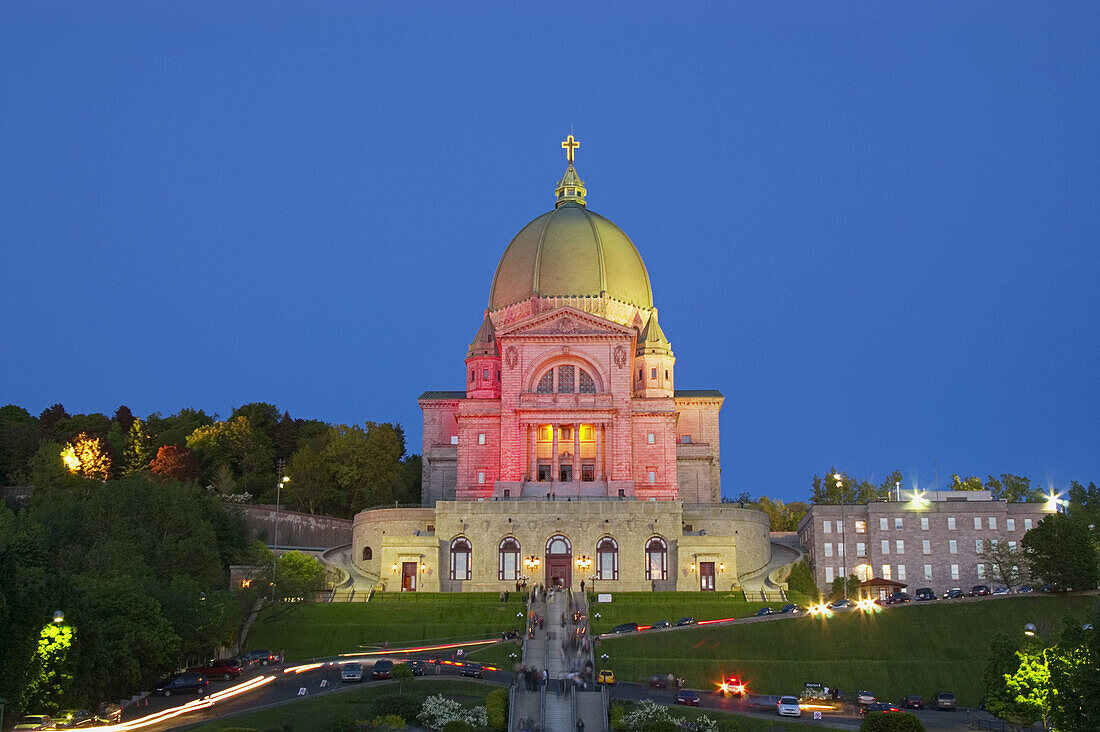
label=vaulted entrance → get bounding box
[401,561,418,591]
[545,534,572,589]
[699,561,715,591]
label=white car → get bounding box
[777,696,802,717]
[341,662,363,682]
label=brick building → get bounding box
[797,490,1051,595]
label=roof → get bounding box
[674,390,724,399]
[418,391,467,401]
[636,307,672,357]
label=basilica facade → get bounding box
[352,139,771,592]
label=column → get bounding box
[596,424,604,482]
[551,425,559,485]
[527,425,536,481]
[573,422,581,482]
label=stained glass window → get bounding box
[579,369,595,393]
[557,365,575,393]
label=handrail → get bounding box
[570,684,577,731]
[508,681,517,732]
[601,685,609,732]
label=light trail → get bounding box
[338,639,497,657]
[89,675,274,731]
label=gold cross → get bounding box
[561,135,579,164]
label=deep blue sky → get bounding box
[3,3,1098,502]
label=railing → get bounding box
[508,681,518,732]
[965,709,1045,731]
[570,684,577,731]
[601,685,610,732]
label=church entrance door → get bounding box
[401,562,417,592]
[699,562,715,591]
[545,535,572,590]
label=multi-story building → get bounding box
[797,491,1051,595]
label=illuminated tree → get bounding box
[121,418,154,475]
[60,432,111,480]
[22,620,75,714]
[949,474,985,491]
[148,445,200,482]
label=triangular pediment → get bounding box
[498,307,636,338]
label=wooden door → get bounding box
[700,562,715,591]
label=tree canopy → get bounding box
[1022,513,1100,591]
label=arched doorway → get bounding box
[545,534,572,589]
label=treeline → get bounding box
[0,401,421,518]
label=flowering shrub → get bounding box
[616,700,717,732]
[417,694,489,729]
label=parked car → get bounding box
[856,690,876,706]
[155,672,208,696]
[651,620,672,629]
[1017,585,1035,594]
[780,604,804,614]
[942,588,964,599]
[95,703,122,724]
[649,674,684,689]
[609,622,638,634]
[861,702,901,715]
[885,592,910,604]
[828,598,854,610]
[54,709,95,728]
[407,660,426,676]
[243,649,282,666]
[969,585,991,597]
[777,696,802,717]
[372,660,393,679]
[188,657,244,680]
[900,694,924,709]
[676,689,701,706]
[461,662,484,678]
[754,607,775,617]
[932,692,957,711]
[13,716,53,731]
[992,586,1010,595]
[596,669,615,685]
[675,617,697,626]
[914,588,936,601]
[341,663,363,683]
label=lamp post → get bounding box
[835,473,847,601]
[576,555,592,590]
[273,475,291,594]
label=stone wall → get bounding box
[240,505,353,549]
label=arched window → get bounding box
[557,365,575,393]
[579,369,596,393]
[362,546,373,561]
[546,534,571,555]
[596,537,619,581]
[645,537,668,581]
[450,537,471,581]
[499,537,520,581]
[537,371,554,393]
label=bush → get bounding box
[786,560,820,600]
[369,714,407,728]
[859,712,925,732]
[641,722,679,732]
[441,722,475,732]
[609,702,632,730]
[486,688,509,730]
[367,692,421,722]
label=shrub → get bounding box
[441,722,475,732]
[641,722,679,732]
[368,692,421,722]
[486,687,509,730]
[369,714,407,728]
[859,712,925,732]
[418,694,489,730]
[786,560,820,600]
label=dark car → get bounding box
[779,604,804,614]
[407,660,426,676]
[969,585,991,597]
[942,588,964,599]
[651,620,672,629]
[155,672,208,696]
[649,674,684,689]
[828,598,854,610]
[861,702,901,715]
[372,660,394,679]
[1017,585,1035,594]
[54,709,95,728]
[461,662,484,678]
[754,607,775,617]
[885,591,910,604]
[914,587,936,601]
[675,689,700,706]
[188,657,244,680]
[933,692,957,711]
[609,622,638,634]
[675,617,697,627]
[243,649,282,667]
[13,716,53,731]
[900,694,924,709]
[95,703,122,724]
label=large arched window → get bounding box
[579,369,596,393]
[645,537,668,581]
[596,537,619,581]
[558,365,575,393]
[537,371,554,393]
[547,534,571,555]
[362,546,373,561]
[450,537,471,581]
[499,537,520,581]
[534,366,601,394]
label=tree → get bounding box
[145,408,215,450]
[0,404,38,485]
[829,574,861,601]
[1067,481,1100,535]
[60,433,111,481]
[121,418,154,475]
[984,632,1022,721]
[274,551,326,602]
[112,405,136,432]
[811,468,900,504]
[977,540,1030,591]
[1002,648,1050,727]
[149,445,200,482]
[948,474,984,491]
[185,416,274,496]
[1047,610,1100,732]
[985,474,1042,503]
[858,712,925,731]
[1022,513,1100,590]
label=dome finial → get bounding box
[555,135,587,208]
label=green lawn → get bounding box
[465,640,524,668]
[597,594,1097,707]
[186,679,493,732]
[246,594,527,661]
[588,592,786,633]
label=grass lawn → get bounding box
[185,679,493,731]
[246,594,527,661]
[588,592,786,633]
[616,700,826,732]
[597,594,1097,707]
[465,640,524,668]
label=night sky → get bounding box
[3,3,1098,502]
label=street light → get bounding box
[273,475,291,592]
[1024,622,1038,637]
[835,474,847,601]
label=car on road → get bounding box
[969,585,991,597]
[651,620,672,629]
[992,586,1010,595]
[649,674,683,689]
[932,692,957,711]
[596,669,615,685]
[609,622,638,634]
[717,675,747,697]
[188,657,244,680]
[675,617,697,626]
[942,588,964,599]
[779,604,804,614]
[676,689,701,706]
[885,592,910,604]
[341,663,364,683]
[243,649,282,666]
[861,702,901,715]
[828,599,854,610]
[1017,585,1035,593]
[461,662,484,678]
[155,672,208,696]
[914,587,936,601]
[754,607,775,617]
[13,716,53,731]
[54,709,95,728]
[900,694,924,709]
[95,703,122,724]
[372,660,393,679]
[407,660,426,676]
[856,690,876,706]
[777,696,802,717]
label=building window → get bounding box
[823,521,832,534]
[948,517,956,530]
[362,546,373,561]
[924,564,933,580]
[579,369,596,393]
[895,540,904,554]
[470,370,475,383]
[922,540,931,555]
[988,517,997,530]
[665,369,669,380]
[477,471,485,484]
[597,537,619,580]
[647,432,655,444]
[638,369,643,381]
[950,564,959,580]
[650,367,657,379]
[882,564,892,580]
[499,537,520,581]
[976,563,985,580]
[879,518,888,531]
[497,369,501,381]
[974,517,983,530]
[478,433,486,445]
[837,543,845,557]
[1007,518,1015,532]
[855,520,866,534]
[483,368,489,380]
[648,470,656,484]
[537,371,554,393]
[824,543,833,557]
[856,542,866,557]
[897,564,906,581]
[825,566,834,583]
[921,517,929,531]
[450,435,459,445]
[680,435,692,444]
[895,518,903,530]
[975,539,983,553]
[836,521,844,534]
[949,539,958,554]
[645,537,668,580]
[450,537,471,581]
[1024,518,1032,530]
[881,540,890,555]
[1008,540,1017,551]
[558,365,575,393]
